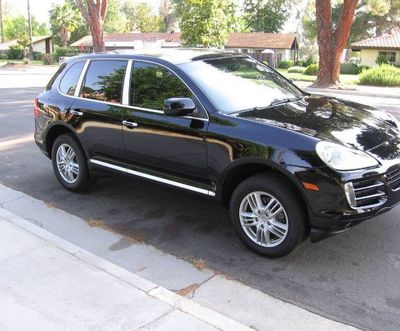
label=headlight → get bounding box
[316,141,379,171]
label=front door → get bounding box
[122,61,208,186]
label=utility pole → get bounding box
[0,0,4,44]
[27,0,33,58]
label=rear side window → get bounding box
[59,61,85,96]
[130,62,192,110]
[81,60,128,104]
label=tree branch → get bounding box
[335,0,359,49]
[100,0,108,20]
[75,0,90,22]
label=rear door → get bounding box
[73,59,128,163]
[122,61,209,188]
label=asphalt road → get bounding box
[1,78,400,330]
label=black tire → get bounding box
[229,173,308,258]
[51,133,92,191]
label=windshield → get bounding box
[179,56,304,114]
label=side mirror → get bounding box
[164,98,196,117]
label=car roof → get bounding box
[65,48,246,65]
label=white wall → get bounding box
[32,40,47,53]
[360,49,400,67]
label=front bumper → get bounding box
[296,164,400,242]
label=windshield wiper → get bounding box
[270,97,303,106]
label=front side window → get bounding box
[130,62,192,110]
[180,57,303,114]
[81,60,128,103]
[59,61,84,95]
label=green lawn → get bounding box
[0,59,43,65]
[276,68,360,85]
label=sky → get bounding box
[4,0,302,33]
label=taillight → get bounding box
[33,98,40,117]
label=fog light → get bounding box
[344,182,356,208]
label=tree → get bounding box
[174,0,241,48]
[312,0,359,87]
[49,2,81,46]
[303,0,399,46]
[122,1,163,33]
[243,0,290,32]
[3,16,48,41]
[103,0,127,33]
[159,0,175,32]
[75,0,108,53]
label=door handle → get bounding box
[70,109,83,116]
[122,120,138,128]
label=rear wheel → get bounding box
[229,173,307,258]
[51,133,92,191]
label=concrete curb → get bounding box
[0,207,251,331]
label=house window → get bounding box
[378,51,396,64]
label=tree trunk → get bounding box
[75,0,107,53]
[89,20,104,53]
[312,0,359,88]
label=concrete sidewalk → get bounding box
[0,207,248,331]
[0,183,359,330]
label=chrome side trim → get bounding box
[122,60,133,105]
[90,159,216,196]
[74,60,90,97]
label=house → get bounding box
[0,36,53,54]
[225,33,299,67]
[70,32,182,51]
[351,29,400,67]
[70,32,298,67]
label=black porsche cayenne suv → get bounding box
[34,49,400,257]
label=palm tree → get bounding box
[52,2,80,47]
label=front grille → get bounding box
[352,177,386,209]
[387,167,400,191]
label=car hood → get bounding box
[236,95,399,154]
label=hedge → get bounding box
[359,65,400,87]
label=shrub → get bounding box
[41,54,55,65]
[340,63,357,74]
[287,66,306,73]
[359,64,400,87]
[354,65,370,75]
[31,51,43,61]
[53,46,77,62]
[7,45,24,60]
[277,60,293,69]
[300,56,315,67]
[304,63,319,75]
[0,53,7,60]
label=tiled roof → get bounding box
[351,29,400,50]
[70,32,297,50]
[226,32,297,49]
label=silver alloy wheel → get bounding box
[239,191,289,248]
[56,143,79,184]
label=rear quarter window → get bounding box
[59,61,86,96]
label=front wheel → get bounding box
[229,173,308,258]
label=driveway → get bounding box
[1,69,400,330]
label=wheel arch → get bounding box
[218,159,311,218]
[44,122,86,159]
